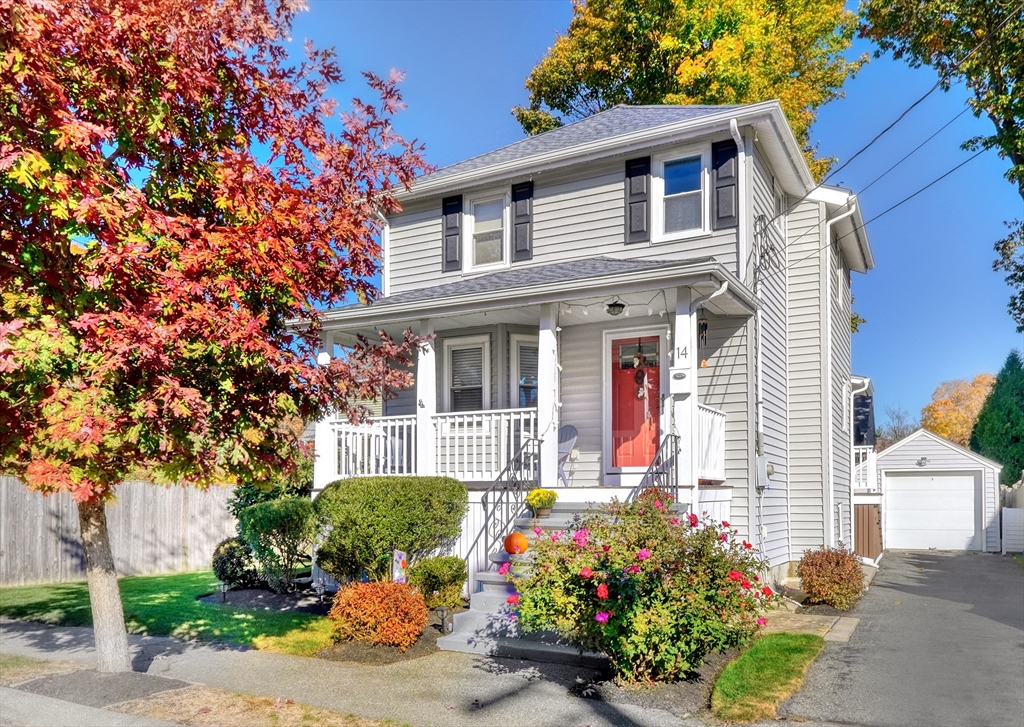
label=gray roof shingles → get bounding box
[423,105,738,183]
[360,257,698,309]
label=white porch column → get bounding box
[313,333,336,494]
[538,303,559,488]
[415,319,437,476]
[673,288,700,513]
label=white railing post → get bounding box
[313,414,336,493]
[416,319,437,476]
[673,288,699,513]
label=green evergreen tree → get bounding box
[970,350,1024,485]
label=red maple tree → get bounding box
[1,0,427,671]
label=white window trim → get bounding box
[601,326,669,481]
[442,334,491,413]
[651,144,711,244]
[463,189,511,274]
[509,333,539,409]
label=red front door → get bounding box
[611,336,660,468]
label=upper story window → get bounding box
[651,146,710,243]
[466,192,509,272]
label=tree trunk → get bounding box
[77,499,132,673]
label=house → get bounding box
[856,427,1002,553]
[311,101,875,594]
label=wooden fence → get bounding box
[0,476,236,586]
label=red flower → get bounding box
[579,567,594,578]
[688,513,699,527]
[762,586,773,596]
[741,579,751,589]
[742,540,753,549]
[728,570,743,581]
[596,583,609,599]
[506,594,520,605]
[722,521,730,528]
[719,533,728,542]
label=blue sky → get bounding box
[296,0,1023,421]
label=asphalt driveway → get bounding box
[780,551,1024,727]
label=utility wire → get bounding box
[758,0,1023,229]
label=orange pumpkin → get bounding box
[504,532,529,554]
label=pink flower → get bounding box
[654,500,664,510]
[627,565,641,574]
[728,570,743,581]
[762,586,773,596]
[506,594,520,605]
[510,613,518,621]
[753,575,760,582]
[595,611,610,624]
[498,562,510,576]
[637,549,651,561]
[550,532,560,542]
[533,526,543,536]
[756,618,766,627]
[602,544,611,552]
[670,518,679,525]
[720,533,728,542]
[573,529,590,548]
[688,513,699,527]
[722,521,730,528]
[579,567,594,579]
[596,583,609,599]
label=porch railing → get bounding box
[697,404,726,481]
[432,408,538,481]
[853,445,877,491]
[631,432,681,504]
[334,415,417,478]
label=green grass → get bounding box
[711,633,825,723]
[1013,553,1024,569]
[0,571,334,656]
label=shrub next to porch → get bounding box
[509,491,775,683]
[315,476,468,581]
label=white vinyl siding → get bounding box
[831,240,853,545]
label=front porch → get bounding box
[315,403,727,487]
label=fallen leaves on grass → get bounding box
[0,653,80,686]
[111,685,398,727]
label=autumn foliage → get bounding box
[328,581,428,651]
[797,544,864,611]
[921,374,996,447]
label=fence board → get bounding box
[0,476,236,586]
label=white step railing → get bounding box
[432,408,538,481]
[697,404,726,482]
[334,415,417,479]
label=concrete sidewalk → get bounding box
[0,686,176,727]
[0,620,698,727]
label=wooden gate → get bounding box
[855,504,882,560]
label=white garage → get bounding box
[878,430,1002,552]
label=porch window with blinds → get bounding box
[517,345,538,408]
[449,346,484,412]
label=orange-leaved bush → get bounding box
[797,543,864,610]
[328,582,428,651]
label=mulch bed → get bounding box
[198,587,464,665]
[796,602,857,617]
[566,646,741,719]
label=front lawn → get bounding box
[711,632,825,723]
[0,571,334,656]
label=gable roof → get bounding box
[877,429,1003,471]
[426,105,738,183]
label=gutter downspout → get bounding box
[823,202,857,548]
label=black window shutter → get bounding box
[511,181,533,262]
[624,157,650,244]
[441,195,462,272]
[711,140,738,230]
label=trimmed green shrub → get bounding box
[237,497,316,593]
[408,555,468,610]
[314,476,468,582]
[228,449,314,521]
[509,489,776,683]
[797,543,864,610]
[211,536,261,588]
[328,581,428,651]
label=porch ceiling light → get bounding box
[606,300,626,316]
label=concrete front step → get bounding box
[475,571,517,593]
[437,613,607,669]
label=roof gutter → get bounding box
[320,262,756,330]
[397,102,796,203]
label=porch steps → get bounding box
[436,502,608,669]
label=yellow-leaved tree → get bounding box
[920,374,996,447]
[513,0,865,180]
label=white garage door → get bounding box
[885,473,980,550]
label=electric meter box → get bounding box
[668,367,691,395]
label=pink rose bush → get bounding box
[501,487,775,683]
